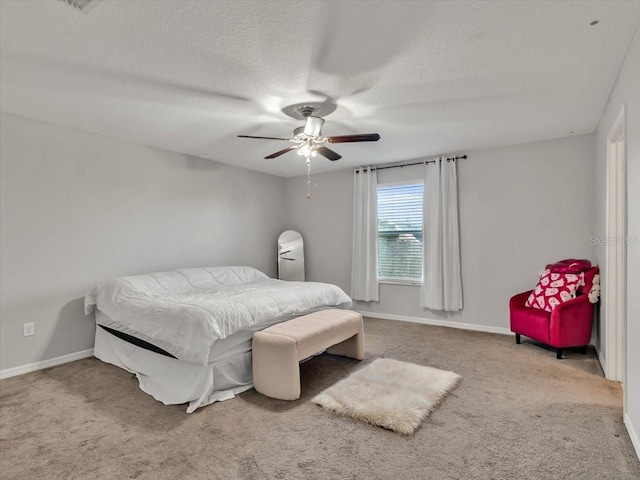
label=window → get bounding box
[377,182,424,283]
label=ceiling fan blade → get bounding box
[265,146,298,159]
[238,135,291,141]
[316,146,342,161]
[326,133,380,143]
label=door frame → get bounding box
[604,105,627,398]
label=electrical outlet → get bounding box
[23,322,35,337]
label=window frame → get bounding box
[376,179,424,286]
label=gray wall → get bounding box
[0,112,287,370]
[0,113,600,373]
[594,26,640,448]
[286,135,595,331]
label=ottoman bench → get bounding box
[252,310,364,400]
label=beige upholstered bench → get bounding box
[252,310,364,400]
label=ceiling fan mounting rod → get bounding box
[303,116,324,137]
[297,106,316,117]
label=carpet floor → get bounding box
[1,318,638,480]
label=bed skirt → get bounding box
[94,327,253,413]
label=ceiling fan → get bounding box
[238,106,380,161]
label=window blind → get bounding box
[377,183,424,281]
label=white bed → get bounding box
[85,266,352,412]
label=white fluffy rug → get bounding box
[312,358,461,435]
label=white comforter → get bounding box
[85,266,352,365]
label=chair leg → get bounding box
[515,333,521,344]
[556,349,563,360]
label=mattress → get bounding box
[95,309,290,365]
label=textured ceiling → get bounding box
[1,0,639,177]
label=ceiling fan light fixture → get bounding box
[298,144,315,157]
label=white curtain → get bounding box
[351,167,379,302]
[420,157,463,311]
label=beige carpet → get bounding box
[1,318,638,480]
[312,358,461,435]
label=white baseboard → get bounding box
[356,311,512,336]
[624,413,640,460]
[0,349,94,380]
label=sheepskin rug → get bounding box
[312,358,461,435]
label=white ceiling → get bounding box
[1,0,639,177]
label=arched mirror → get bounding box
[278,230,305,281]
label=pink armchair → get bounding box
[509,267,599,359]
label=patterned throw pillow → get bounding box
[525,270,585,312]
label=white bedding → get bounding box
[85,266,352,365]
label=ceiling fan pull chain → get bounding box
[306,157,312,199]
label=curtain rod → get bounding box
[355,155,467,173]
